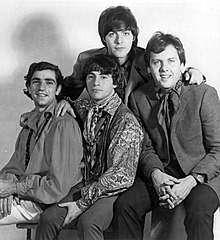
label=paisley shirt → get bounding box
[73,93,144,211]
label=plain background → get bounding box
[0,0,220,239]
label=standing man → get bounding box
[0,62,83,224]
[114,32,220,240]
[35,54,144,240]
[57,5,204,113]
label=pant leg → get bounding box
[77,195,117,240]
[184,184,219,240]
[113,176,159,240]
[35,183,82,240]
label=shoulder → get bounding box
[78,47,107,60]
[113,104,140,125]
[51,112,81,133]
[182,83,219,99]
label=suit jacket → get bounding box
[61,47,148,106]
[129,79,220,201]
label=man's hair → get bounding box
[144,31,186,68]
[82,54,121,86]
[23,61,64,99]
[98,6,139,49]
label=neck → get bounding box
[117,56,128,66]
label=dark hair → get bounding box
[144,31,186,68]
[82,54,121,87]
[98,6,139,49]
[24,61,63,99]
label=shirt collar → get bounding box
[24,100,56,131]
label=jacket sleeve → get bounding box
[61,52,86,100]
[77,112,144,211]
[16,117,83,204]
[0,131,26,181]
[190,87,220,181]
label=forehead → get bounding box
[88,70,111,76]
[31,69,56,81]
[150,44,179,59]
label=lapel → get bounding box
[171,84,191,130]
[124,48,148,105]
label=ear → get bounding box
[56,85,62,95]
[147,67,151,74]
[113,84,117,89]
[180,63,185,73]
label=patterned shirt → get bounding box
[73,93,144,211]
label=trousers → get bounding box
[113,176,219,240]
[35,183,117,240]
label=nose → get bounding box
[39,81,46,89]
[93,76,101,86]
[160,61,169,72]
[115,32,123,44]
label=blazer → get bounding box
[129,79,220,201]
[61,46,148,106]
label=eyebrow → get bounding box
[31,77,56,82]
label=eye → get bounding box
[107,32,116,38]
[152,60,160,66]
[100,75,108,80]
[123,31,131,36]
[31,79,39,85]
[86,74,94,81]
[168,59,176,63]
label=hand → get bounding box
[20,112,31,128]
[0,195,13,217]
[58,201,82,226]
[184,67,204,85]
[55,100,76,118]
[160,175,197,208]
[0,180,16,198]
[151,169,180,209]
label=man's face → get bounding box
[28,69,61,111]
[86,71,116,104]
[148,44,184,90]
[105,29,134,64]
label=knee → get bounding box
[77,214,96,232]
[39,205,66,227]
[113,193,133,215]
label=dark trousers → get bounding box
[113,176,219,240]
[35,183,117,240]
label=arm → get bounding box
[184,67,206,85]
[190,87,220,180]
[77,112,144,211]
[16,118,83,204]
[60,53,86,100]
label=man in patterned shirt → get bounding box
[35,54,144,240]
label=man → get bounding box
[57,5,204,113]
[35,54,144,240]
[0,62,83,225]
[113,32,220,240]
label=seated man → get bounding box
[35,54,144,240]
[113,32,220,240]
[0,62,83,224]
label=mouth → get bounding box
[36,92,48,97]
[160,74,171,80]
[92,89,102,93]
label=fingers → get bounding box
[68,108,76,118]
[58,202,69,208]
[7,196,13,215]
[55,105,63,118]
